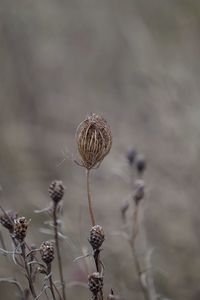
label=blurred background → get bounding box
[0,0,200,299]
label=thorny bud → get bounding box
[135,154,146,175]
[88,272,103,295]
[76,113,112,170]
[133,179,145,205]
[89,225,105,250]
[126,148,137,166]
[40,241,54,264]
[14,217,28,242]
[49,180,64,203]
[0,210,18,233]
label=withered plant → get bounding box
[0,114,169,300]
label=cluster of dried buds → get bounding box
[126,149,146,176]
[0,211,30,242]
[40,240,54,265]
[88,272,103,299]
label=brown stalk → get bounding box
[53,202,66,300]
[47,263,56,300]
[129,204,149,300]
[21,242,37,299]
[86,169,96,227]
[86,170,103,300]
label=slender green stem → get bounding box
[53,202,66,300]
[86,169,95,227]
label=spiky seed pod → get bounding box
[14,217,28,242]
[0,211,18,233]
[76,113,112,170]
[40,241,54,264]
[88,272,103,295]
[89,225,105,250]
[133,179,145,205]
[49,180,64,203]
[126,148,137,166]
[135,154,146,175]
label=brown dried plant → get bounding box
[75,113,113,300]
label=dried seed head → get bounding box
[0,211,18,233]
[133,179,145,205]
[88,272,103,295]
[89,225,105,250]
[126,148,137,166]
[14,217,28,242]
[49,180,64,203]
[135,154,146,175]
[76,113,112,170]
[40,241,54,264]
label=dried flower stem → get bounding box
[21,242,37,299]
[129,204,149,300]
[53,202,66,300]
[47,263,56,300]
[86,170,103,300]
[86,169,96,227]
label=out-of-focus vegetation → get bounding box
[1,0,200,299]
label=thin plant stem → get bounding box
[129,204,149,300]
[86,169,95,227]
[86,169,103,300]
[21,242,37,299]
[47,264,56,300]
[53,202,66,300]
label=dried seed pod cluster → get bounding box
[76,113,112,169]
[0,210,18,233]
[40,241,54,264]
[14,217,28,242]
[89,225,105,250]
[49,180,64,203]
[88,272,103,296]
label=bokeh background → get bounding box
[1,0,200,299]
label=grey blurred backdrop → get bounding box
[1,0,200,299]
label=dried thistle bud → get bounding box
[14,217,28,242]
[76,113,112,170]
[126,148,137,166]
[89,225,105,250]
[40,241,54,264]
[49,180,64,203]
[135,154,146,175]
[88,272,103,295]
[0,210,18,233]
[133,179,145,205]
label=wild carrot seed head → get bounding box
[76,113,112,170]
